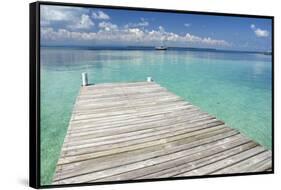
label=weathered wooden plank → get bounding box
[79,86,166,99]
[68,107,198,132]
[81,83,161,93]
[78,87,168,98]
[65,114,213,146]
[71,105,195,123]
[76,94,180,108]
[82,81,159,89]
[211,151,272,174]
[177,146,267,176]
[54,130,240,181]
[72,98,190,121]
[58,122,226,165]
[73,105,197,121]
[67,107,201,133]
[250,158,272,172]
[66,112,213,139]
[70,102,192,123]
[62,119,224,152]
[73,100,189,114]
[55,134,249,184]
[61,121,225,158]
[137,141,258,179]
[83,84,162,91]
[77,90,173,102]
[70,105,197,128]
[92,137,255,182]
[75,94,181,108]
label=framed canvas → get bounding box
[29,1,274,188]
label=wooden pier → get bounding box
[53,81,272,184]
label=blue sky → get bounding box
[40,5,272,51]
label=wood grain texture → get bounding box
[52,81,272,184]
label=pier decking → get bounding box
[53,81,272,184]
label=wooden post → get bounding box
[81,72,88,86]
[147,76,153,82]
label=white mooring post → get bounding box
[147,76,153,82]
[81,72,88,86]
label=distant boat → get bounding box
[155,46,168,50]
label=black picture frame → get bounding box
[30,1,274,188]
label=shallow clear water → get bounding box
[40,47,272,185]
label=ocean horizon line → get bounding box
[41,45,271,55]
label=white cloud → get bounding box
[137,21,149,27]
[41,6,69,21]
[40,5,84,22]
[184,33,229,46]
[251,24,269,37]
[41,5,94,30]
[41,27,97,41]
[68,14,94,29]
[98,21,118,31]
[41,24,230,47]
[124,19,149,28]
[254,28,269,37]
[158,26,165,33]
[92,10,110,20]
[184,23,191,27]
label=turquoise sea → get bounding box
[40,47,272,185]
